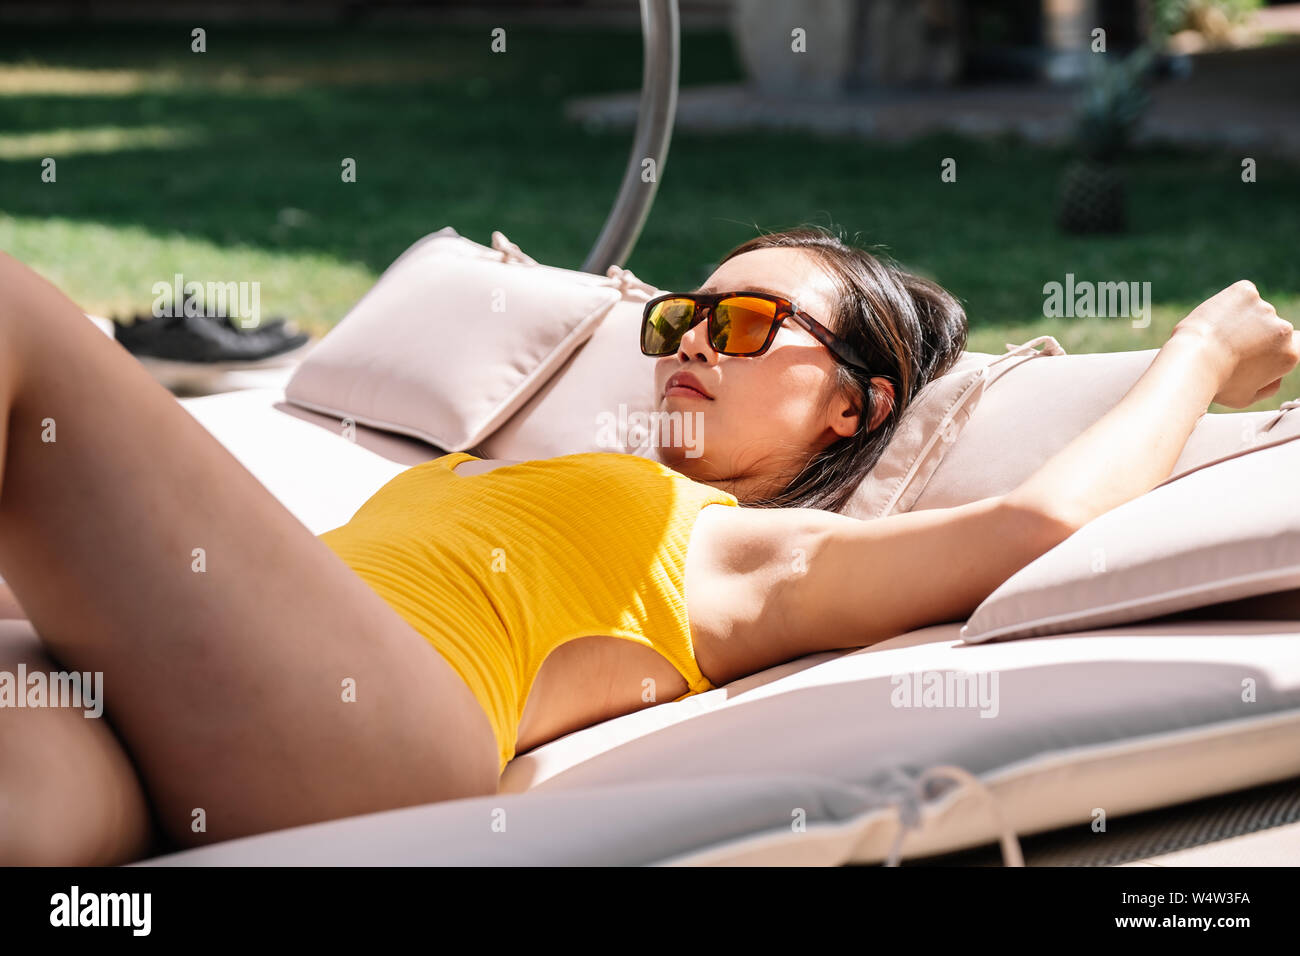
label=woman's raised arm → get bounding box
[1004,280,1298,532]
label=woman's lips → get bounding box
[665,384,711,399]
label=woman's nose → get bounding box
[677,316,717,361]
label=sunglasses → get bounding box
[640,290,873,371]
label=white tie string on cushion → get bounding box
[603,264,662,303]
[881,764,1025,868]
[492,228,662,304]
[489,230,540,267]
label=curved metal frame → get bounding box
[580,0,680,275]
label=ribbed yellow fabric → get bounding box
[317,451,739,774]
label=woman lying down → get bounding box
[0,226,1296,865]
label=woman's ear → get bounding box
[866,377,895,431]
[828,376,895,438]
[828,385,862,439]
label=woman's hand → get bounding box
[1170,280,1300,408]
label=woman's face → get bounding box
[652,247,892,498]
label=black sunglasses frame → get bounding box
[641,290,875,373]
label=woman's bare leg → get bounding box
[0,619,159,864]
[0,580,24,619]
[0,252,500,859]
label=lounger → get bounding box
[3,310,1291,866]
[22,0,1298,865]
[90,384,1289,867]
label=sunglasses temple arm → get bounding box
[797,314,873,372]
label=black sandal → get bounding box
[114,298,310,364]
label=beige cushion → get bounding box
[914,350,1300,512]
[837,336,1066,519]
[283,228,623,451]
[477,272,667,459]
[1150,398,1300,490]
[961,431,1300,643]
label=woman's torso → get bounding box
[450,456,735,756]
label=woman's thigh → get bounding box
[0,253,499,849]
[0,580,24,619]
[0,619,158,864]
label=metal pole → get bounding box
[580,0,680,274]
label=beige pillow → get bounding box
[477,268,667,459]
[1150,398,1300,490]
[961,431,1300,643]
[283,228,624,451]
[837,335,1066,520]
[913,350,1299,513]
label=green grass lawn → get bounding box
[2,21,1298,411]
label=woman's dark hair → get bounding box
[719,224,968,512]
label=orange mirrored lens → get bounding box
[714,296,779,353]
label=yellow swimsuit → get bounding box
[317,451,739,774]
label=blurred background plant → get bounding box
[1056,45,1156,234]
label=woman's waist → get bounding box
[322,533,500,616]
[320,525,693,647]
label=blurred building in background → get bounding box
[1,1,1278,86]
